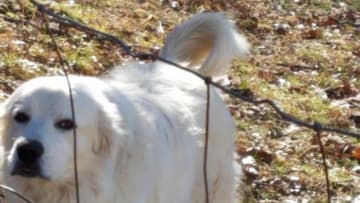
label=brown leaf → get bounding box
[352,46,360,57]
[352,146,360,160]
[285,15,299,26]
[274,23,290,35]
[325,80,358,99]
[237,17,258,31]
[243,165,259,180]
[318,16,338,26]
[257,69,276,82]
[302,28,324,39]
[350,110,360,128]
[246,147,273,164]
[336,143,360,161]
[289,86,307,94]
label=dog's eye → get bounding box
[14,112,30,123]
[55,119,76,130]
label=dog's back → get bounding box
[117,12,249,203]
[159,12,249,203]
[107,12,249,203]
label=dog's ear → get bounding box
[93,102,125,155]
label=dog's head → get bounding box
[0,76,125,184]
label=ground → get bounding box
[0,0,359,202]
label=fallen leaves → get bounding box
[350,110,360,128]
[325,80,359,100]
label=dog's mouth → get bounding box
[11,162,48,180]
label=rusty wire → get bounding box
[1,0,360,203]
[0,185,33,203]
[27,0,360,139]
[314,123,331,203]
[38,11,81,203]
[203,78,211,203]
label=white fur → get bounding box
[0,12,249,203]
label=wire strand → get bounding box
[39,9,81,203]
[27,0,360,139]
[6,2,357,203]
[203,78,212,203]
[314,125,331,203]
[0,185,33,203]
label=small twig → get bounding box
[0,185,33,203]
[314,123,331,203]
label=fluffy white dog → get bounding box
[0,13,249,203]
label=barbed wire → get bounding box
[38,11,81,203]
[27,0,360,139]
[203,79,211,203]
[314,129,331,203]
[0,185,33,203]
[1,0,359,203]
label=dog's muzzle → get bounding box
[11,139,44,178]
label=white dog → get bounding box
[0,13,249,203]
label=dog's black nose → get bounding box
[16,139,44,164]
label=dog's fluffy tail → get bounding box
[160,12,249,77]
